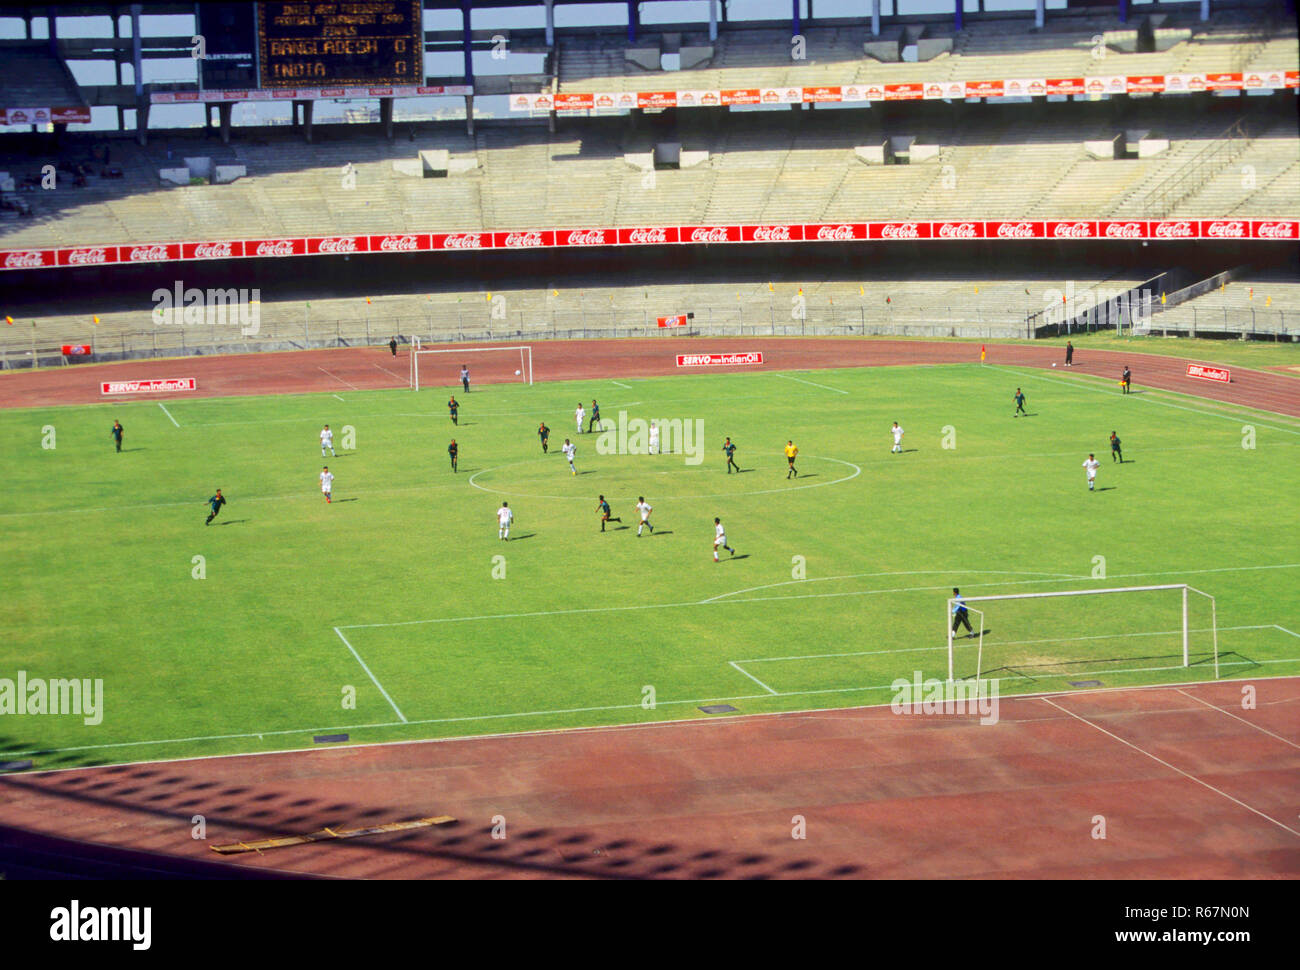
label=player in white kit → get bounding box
[635,497,654,536]
[575,403,585,434]
[320,466,334,503]
[497,501,513,540]
[891,422,904,453]
[648,422,660,455]
[1083,454,1100,491]
[562,439,577,475]
[713,517,735,562]
[320,424,336,457]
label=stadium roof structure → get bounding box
[0,41,90,126]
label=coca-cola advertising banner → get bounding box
[62,345,92,356]
[510,70,1298,111]
[4,220,1295,272]
[657,315,689,327]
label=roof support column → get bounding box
[708,0,718,42]
[1036,0,1045,29]
[461,0,474,87]
[628,1,638,43]
[131,3,147,145]
[953,0,963,33]
[872,0,880,37]
[792,0,800,39]
[544,0,554,46]
[1200,0,1210,20]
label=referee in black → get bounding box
[951,588,974,638]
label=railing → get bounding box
[3,301,1296,369]
[1140,120,1251,219]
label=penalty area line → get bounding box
[728,661,778,695]
[318,366,360,391]
[333,627,407,723]
[776,373,849,395]
[158,403,179,428]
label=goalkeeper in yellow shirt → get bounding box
[784,440,799,479]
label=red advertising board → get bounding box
[1186,363,1230,384]
[62,344,91,356]
[657,315,688,327]
[101,378,197,395]
[741,224,802,242]
[675,352,764,367]
[367,233,429,253]
[868,222,931,240]
[720,89,760,105]
[884,83,923,101]
[637,91,677,109]
[617,226,679,245]
[305,235,370,255]
[1044,77,1086,96]
[553,92,594,111]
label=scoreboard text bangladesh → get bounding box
[258,1,424,88]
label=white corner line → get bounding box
[1174,688,1300,751]
[158,402,179,428]
[728,660,778,695]
[776,373,849,395]
[1275,625,1300,640]
[333,626,407,723]
[1039,696,1300,839]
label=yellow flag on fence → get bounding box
[91,315,100,325]
[5,316,13,326]
[552,289,559,297]
[859,285,864,296]
[768,282,773,292]
[974,285,979,294]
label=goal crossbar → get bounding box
[409,340,533,391]
[947,583,1217,681]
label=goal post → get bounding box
[409,340,533,391]
[947,584,1218,683]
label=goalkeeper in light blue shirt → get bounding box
[952,588,974,638]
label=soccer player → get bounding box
[575,402,585,434]
[204,489,226,526]
[389,336,398,357]
[951,588,974,638]
[563,438,577,475]
[596,495,621,532]
[448,395,459,426]
[448,438,459,473]
[723,437,740,474]
[1110,431,1123,463]
[589,399,601,434]
[1065,340,1074,367]
[635,496,654,536]
[1083,453,1101,491]
[320,424,336,457]
[1121,366,1132,395]
[111,419,124,453]
[320,465,334,503]
[1013,388,1027,417]
[538,421,550,453]
[713,517,735,562]
[497,501,513,540]
[461,365,470,393]
[648,421,660,456]
[890,422,904,454]
[785,440,799,478]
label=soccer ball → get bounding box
[1052,362,1057,367]
[515,369,521,376]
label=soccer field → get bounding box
[3,360,1299,768]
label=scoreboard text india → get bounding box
[257,1,424,88]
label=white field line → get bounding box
[338,565,1300,630]
[989,363,1300,436]
[333,394,345,402]
[732,625,1272,665]
[317,366,359,391]
[610,380,632,389]
[466,453,861,502]
[157,402,179,428]
[729,661,778,695]
[1276,625,1300,639]
[1040,696,1300,839]
[776,373,849,394]
[8,671,1300,771]
[333,627,407,723]
[373,362,406,382]
[702,569,1090,604]
[1175,688,1300,751]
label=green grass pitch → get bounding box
[2,359,1298,768]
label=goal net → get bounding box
[409,340,533,391]
[947,584,1219,684]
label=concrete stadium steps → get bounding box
[1029,158,1150,219]
[3,273,1163,358]
[1149,275,1300,335]
[1103,114,1249,218]
[1172,130,1300,216]
[1230,159,1299,216]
